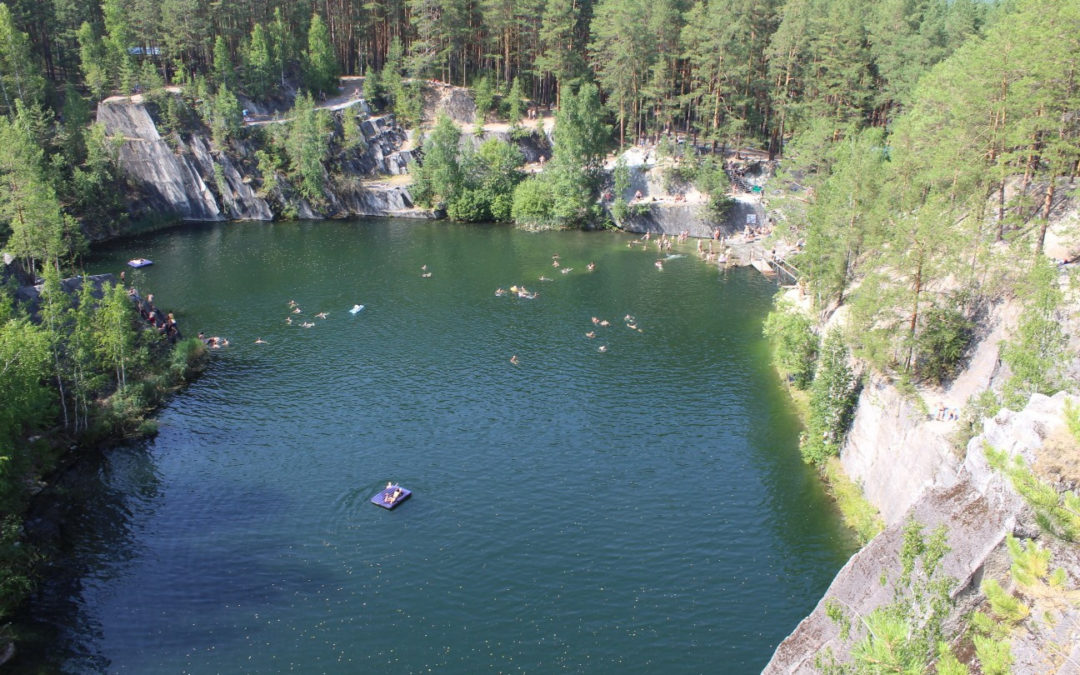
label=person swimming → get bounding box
[598,345,607,353]
[591,316,600,325]
[585,331,596,338]
[561,267,573,274]
[510,355,519,365]
[598,319,610,327]
[315,312,329,319]
[292,307,302,314]
[255,338,267,344]
[586,262,595,271]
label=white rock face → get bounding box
[98,96,430,223]
[98,101,225,221]
[766,388,1076,673]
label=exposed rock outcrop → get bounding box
[766,392,1079,673]
[97,99,224,221]
[605,148,766,238]
[97,94,431,226]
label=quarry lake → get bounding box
[20,219,854,673]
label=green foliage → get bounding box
[505,76,525,126]
[255,148,282,196]
[981,578,1030,624]
[304,13,339,96]
[0,107,84,271]
[802,329,858,465]
[170,337,208,380]
[1001,257,1066,408]
[935,643,970,675]
[914,305,973,385]
[986,446,1080,542]
[363,68,384,103]
[1066,399,1080,444]
[511,175,558,228]
[693,156,733,217]
[412,114,462,208]
[414,120,524,222]
[282,92,331,203]
[473,74,496,120]
[446,188,491,222]
[763,300,818,389]
[0,317,51,449]
[212,35,231,89]
[826,521,955,674]
[204,85,243,148]
[613,157,630,198]
[973,634,1013,675]
[77,22,110,101]
[341,114,367,153]
[953,389,1001,451]
[244,24,275,99]
[822,457,884,544]
[0,514,38,618]
[1006,534,1049,588]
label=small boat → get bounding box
[127,258,153,268]
[371,484,411,510]
[349,304,365,314]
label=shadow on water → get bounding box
[9,441,346,673]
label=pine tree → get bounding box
[304,13,339,96]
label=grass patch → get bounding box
[823,457,884,544]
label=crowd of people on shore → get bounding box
[126,285,182,342]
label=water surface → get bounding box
[18,219,853,673]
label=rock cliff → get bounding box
[766,387,1080,673]
[97,94,430,226]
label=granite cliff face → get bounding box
[97,94,430,226]
[764,278,1080,675]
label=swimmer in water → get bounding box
[288,300,297,307]
[561,267,573,274]
[421,272,432,278]
[285,317,292,325]
[315,312,328,319]
[591,317,600,325]
[510,355,519,365]
[552,259,560,268]
[624,314,635,322]
[292,307,302,314]
[599,320,610,327]
[587,262,595,271]
[598,345,607,353]
[495,288,507,296]
[627,323,638,330]
[255,337,267,344]
[585,331,596,338]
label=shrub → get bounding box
[447,188,491,222]
[915,305,973,385]
[802,329,859,465]
[763,300,818,389]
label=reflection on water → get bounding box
[14,220,854,673]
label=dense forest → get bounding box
[1,0,1079,662]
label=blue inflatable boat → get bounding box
[371,484,411,510]
[127,258,153,268]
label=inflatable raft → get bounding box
[128,258,153,268]
[371,484,411,510]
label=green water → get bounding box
[18,219,853,673]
